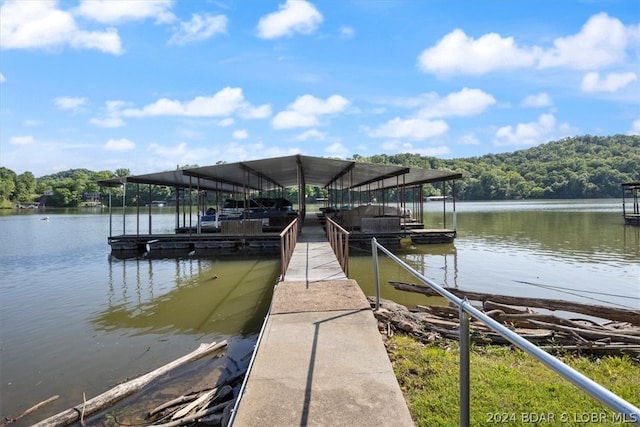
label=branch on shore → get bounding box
[372,285,640,356]
[388,281,640,326]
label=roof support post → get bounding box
[136,183,140,236]
[147,185,152,234]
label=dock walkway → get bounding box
[232,214,414,426]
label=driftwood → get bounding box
[1,395,59,426]
[33,341,228,427]
[371,295,640,355]
[389,281,640,326]
[145,362,246,427]
[150,400,235,427]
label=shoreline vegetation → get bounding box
[371,295,640,426]
[1,135,639,209]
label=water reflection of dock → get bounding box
[101,256,280,335]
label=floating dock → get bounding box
[230,215,414,426]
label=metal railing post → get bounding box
[372,237,380,310]
[459,299,471,427]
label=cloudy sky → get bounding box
[1,0,638,177]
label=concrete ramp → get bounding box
[231,242,414,426]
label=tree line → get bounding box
[1,134,638,208]
[354,134,639,200]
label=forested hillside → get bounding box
[356,135,639,200]
[1,135,638,207]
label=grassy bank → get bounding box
[387,335,639,426]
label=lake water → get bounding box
[1,200,638,423]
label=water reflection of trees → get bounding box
[99,256,278,336]
[458,210,636,263]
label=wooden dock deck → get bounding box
[230,215,414,426]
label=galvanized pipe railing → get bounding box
[326,217,350,276]
[371,237,640,427]
[279,217,299,280]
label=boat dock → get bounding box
[100,154,463,258]
[230,215,414,426]
[622,182,640,226]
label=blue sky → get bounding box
[1,0,638,177]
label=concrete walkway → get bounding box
[231,215,414,426]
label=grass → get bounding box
[387,335,640,426]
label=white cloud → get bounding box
[90,117,125,128]
[340,26,355,39]
[74,0,175,24]
[459,134,480,145]
[0,73,5,83]
[380,140,451,157]
[581,71,637,93]
[240,104,272,119]
[629,119,640,136]
[10,135,34,145]
[418,88,496,118]
[257,0,323,39]
[368,117,448,140]
[417,13,634,76]
[232,129,249,140]
[324,141,348,158]
[55,96,87,111]
[104,138,135,151]
[121,87,266,119]
[521,93,553,108]
[90,100,129,127]
[0,1,123,54]
[168,14,227,45]
[494,113,560,146]
[289,94,349,115]
[273,110,319,128]
[538,13,628,70]
[295,129,327,141]
[218,118,235,127]
[418,29,537,75]
[272,94,349,129]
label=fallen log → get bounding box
[371,297,640,353]
[389,281,640,326]
[33,341,228,427]
[147,389,214,419]
[527,320,640,345]
[1,395,59,426]
[488,312,631,333]
[149,399,235,427]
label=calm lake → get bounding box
[1,199,638,423]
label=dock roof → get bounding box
[98,154,462,192]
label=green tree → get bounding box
[0,167,17,204]
[15,172,37,202]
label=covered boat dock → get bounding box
[98,154,462,256]
[622,181,640,226]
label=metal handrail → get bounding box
[371,237,640,427]
[326,217,350,276]
[279,217,299,280]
